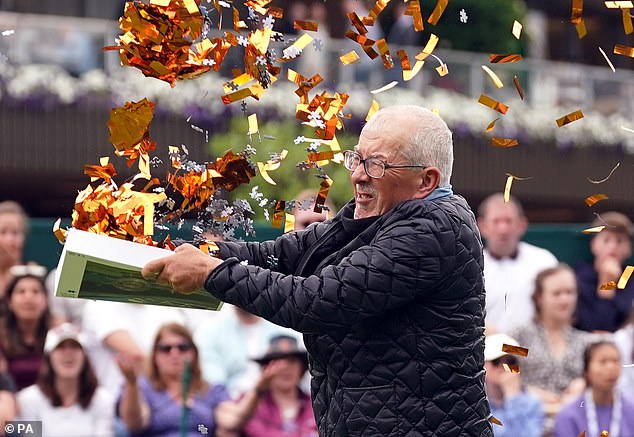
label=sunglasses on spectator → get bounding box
[156,343,193,354]
[491,356,518,367]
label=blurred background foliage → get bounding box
[208,118,357,218]
[378,0,528,54]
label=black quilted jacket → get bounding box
[205,196,492,436]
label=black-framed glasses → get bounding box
[156,342,193,354]
[343,150,427,179]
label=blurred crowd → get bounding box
[1,190,633,437]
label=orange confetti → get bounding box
[502,363,521,374]
[415,34,439,61]
[556,110,584,127]
[490,54,523,63]
[366,99,380,121]
[614,43,634,57]
[576,19,587,39]
[624,9,634,34]
[486,118,500,133]
[478,95,509,114]
[492,137,519,147]
[294,20,319,32]
[585,194,609,207]
[404,1,424,31]
[313,177,333,213]
[502,343,529,357]
[340,50,360,65]
[427,0,448,25]
[617,266,634,289]
[571,0,584,24]
[490,416,503,427]
[513,75,524,100]
[600,281,618,291]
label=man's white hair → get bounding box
[362,105,454,187]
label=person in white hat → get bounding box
[484,333,544,437]
[16,323,115,437]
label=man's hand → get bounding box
[595,256,621,299]
[141,243,224,294]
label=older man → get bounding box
[143,106,492,435]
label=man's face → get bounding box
[351,130,423,219]
[478,202,527,258]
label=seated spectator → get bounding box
[242,335,317,437]
[575,212,634,333]
[0,271,50,390]
[0,201,29,298]
[510,265,592,416]
[82,300,187,399]
[554,341,634,437]
[16,323,114,437]
[484,333,544,437]
[195,305,303,398]
[117,322,260,437]
[477,194,558,333]
[614,308,634,393]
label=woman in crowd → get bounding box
[0,272,50,390]
[554,341,634,436]
[242,335,317,437]
[117,322,262,437]
[0,201,28,297]
[510,264,592,415]
[614,309,634,392]
[17,323,114,436]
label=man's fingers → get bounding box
[141,258,165,279]
[174,243,195,253]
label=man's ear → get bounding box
[415,167,441,199]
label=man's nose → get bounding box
[350,163,370,183]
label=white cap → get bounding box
[484,333,519,362]
[44,323,85,354]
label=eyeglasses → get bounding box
[343,150,427,179]
[156,342,194,354]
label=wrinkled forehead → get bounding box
[355,130,403,159]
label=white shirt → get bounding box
[17,385,114,437]
[484,241,558,333]
[81,301,185,398]
[614,324,634,393]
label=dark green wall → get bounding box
[24,218,606,272]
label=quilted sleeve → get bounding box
[215,223,325,274]
[205,218,457,333]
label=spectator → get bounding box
[387,2,421,48]
[17,323,114,437]
[477,193,558,333]
[0,272,50,390]
[554,341,634,437]
[510,265,592,416]
[81,300,186,399]
[242,335,317,437]
[194,305,302,398]
[45,268,85,327]
[117,322,260,437]
[575,212,634,333]
[614,308,634,393]
[0,201,28,297]
[484,333,544,437]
